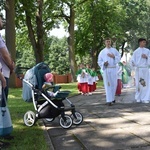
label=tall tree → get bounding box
[50,0,89,81]
[65,2,77,81]
[15,0,65,63]
[5,0,16,87]
[120,0,150,51]
[4,0,150,84]
[17,0,44,63]
[75,0,125,69]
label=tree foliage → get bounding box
[15,0,46,63]
[120,0,150,50]
[16,31,69,74]
[44,36,70,74]
[75,0,126,68]
[75,0,150,69]
[1,0,150,79]
[16,29,35,68]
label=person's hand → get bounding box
[10,61,15,75]
[107,53,115,58]
[1,78,6,88]
[142,54,147,59]
[132,61,135,66]
[104,61,108,67]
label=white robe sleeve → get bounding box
[131,48,150,67]
[130,51,137,67]
[114,48,121,65]
[147,50,150,66]
[97,51,106,71]
[117,65,122,75]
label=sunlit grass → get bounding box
[4,80,103,149]
[59,80,103,96]
[5,88,48,150]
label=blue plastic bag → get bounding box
[0,87,13,136]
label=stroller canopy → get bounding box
[34,62,51,89]
[22,62,51,102]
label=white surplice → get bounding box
[98,47,121,103]
[131,47,150,103]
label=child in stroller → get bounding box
[16,62,83,129]
[42,73,59,97]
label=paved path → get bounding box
[43,86,150,150]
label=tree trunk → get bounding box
[35,0,44,63]
[25,15,39,63]
[67,5,77,82]
[91,48,98,70]
[5,0,16,87]
[23,0,44,64]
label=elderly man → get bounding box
[98,38,121,106]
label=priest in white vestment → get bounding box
[98,38,121,106]
[131,38,150,103]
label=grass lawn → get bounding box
[3,80,103,150]
[59,80,103,96]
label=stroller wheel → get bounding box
[45,118,55,122]
[59,114,73,129]
[24,111,36,127]
[71,111,83,125]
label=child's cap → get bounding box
[44,73,53,82]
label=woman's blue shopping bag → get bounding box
[0,86,13,136]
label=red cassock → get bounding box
[116,79,122,95]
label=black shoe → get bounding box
[105,102,111,106]
[0,141,10,148]
[112,100,115,103]
[107,102,112,106]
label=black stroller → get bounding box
[15,62,83,129]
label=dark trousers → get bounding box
[1,77,9,106]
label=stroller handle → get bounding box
[23,79,34,89]
[15,65,30,80]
